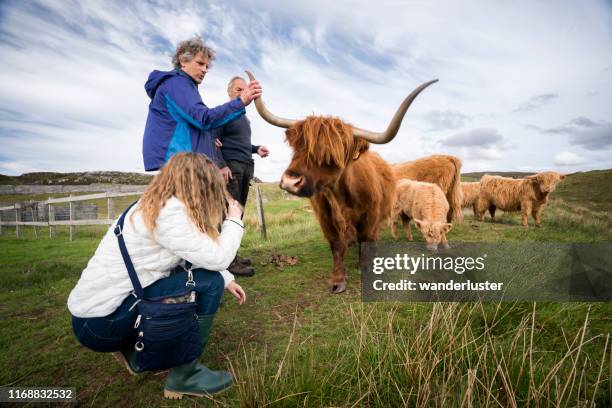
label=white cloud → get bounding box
[554,151,586,166]
[443,128,504,147]
[0,0,611,180]
[465,147,504,161]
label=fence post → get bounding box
[255,184,267,239]
[107,197,115,221]
[15,204,21,238]
[69,195,75,241]
[31,202,39,239]
[48,198,55,238]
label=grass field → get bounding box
[0,170,611,407]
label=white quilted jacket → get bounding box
[67,197,243,318]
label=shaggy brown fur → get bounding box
[390,179,452,250]
[282,116,394,293]
[475,171,565,227]
[285,116,369,170]
[461,181,480,216]
[392,154,463,223]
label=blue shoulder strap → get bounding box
[114,201,145,299]
[114,201,193,300]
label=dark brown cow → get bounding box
[392,155,463,223]
[246,71,437,293]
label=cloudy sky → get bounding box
[1,0,611,180]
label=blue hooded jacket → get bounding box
[142,69,245,171]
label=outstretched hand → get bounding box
[226,281,246,305]
[257,146,270,158]
[240,81,262,106]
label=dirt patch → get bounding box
[260,253,299,269]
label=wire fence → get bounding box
[0,191,143,240]
[0,186,268,240]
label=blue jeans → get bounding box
[72,268,224,353]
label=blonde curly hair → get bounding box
[137,152,228,238]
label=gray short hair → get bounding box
[227,76,246,93]
[172,36,216,69]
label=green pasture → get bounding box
[0,171,611,406]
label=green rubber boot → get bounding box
[112,345,142,375]
[163,314,233,399]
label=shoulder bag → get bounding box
[115,201,202,371]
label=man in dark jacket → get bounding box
[142,37,261,171]
[215,76,270,276]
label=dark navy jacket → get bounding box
[215,115,260,165]
[142,69,245,171]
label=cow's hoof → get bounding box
[331,282,346,294]
[441,243,450,250]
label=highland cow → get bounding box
[475,171,565,227]
[392,155,463,223]
[461,181,480,216]
[246,70,437,293]
[390,179,452,251]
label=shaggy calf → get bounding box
[461,181,480,216]
[391,179,452,251]
[392,154,463,223]
[475,171,565,227]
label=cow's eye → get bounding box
[321,162,338,172]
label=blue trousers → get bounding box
[72,268,224,353]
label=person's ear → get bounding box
[178,55,187,69]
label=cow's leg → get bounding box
[441,232,450,249]
[532,203,544,227]
[401,214,413,241]
[488,205,497,223]
[390,217,398,240]
[357,216,380,273]
[330,240,348,294]
[520,201,532,227]
[475,198,487,222]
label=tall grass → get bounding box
[226,302,610,407]
[1,175,611,407]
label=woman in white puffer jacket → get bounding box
[67,152,247,399]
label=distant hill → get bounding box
[0,171,153,185]
[553,169,612,213]
[461,171,535,180]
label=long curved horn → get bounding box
[352,79,438,144]
[245,70,298,128]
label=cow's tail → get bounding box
[449,156,463,223]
